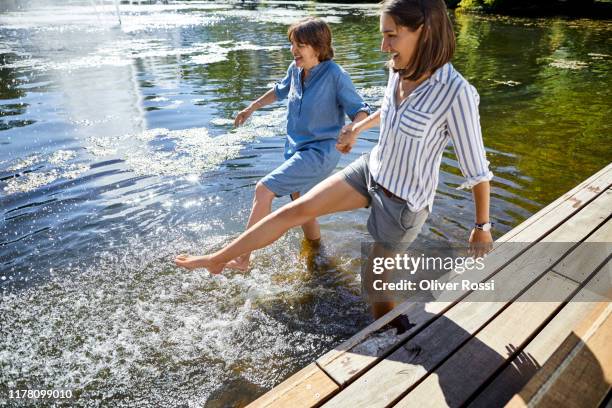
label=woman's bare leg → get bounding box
[175,173,369,273]
[364,244,397,319]
[290,191,320,241]
[226,182,275,271]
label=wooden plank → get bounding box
[440,199,611,303]
[466,222,612,407]
[246,363,338,408]
[393,227,611,407]
[322,192,611,408]
[506,303,612,408]
[320,188,610,392]
[466,303,606,408]
[316,167,612,387]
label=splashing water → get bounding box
[1,1,610,407]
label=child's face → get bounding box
[290,40,319,70]
[380,13,422,72]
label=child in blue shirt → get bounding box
[225,17,370,270]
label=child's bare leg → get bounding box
[290,191,320,241]
[175,174,369,274]
[226,181,275,271]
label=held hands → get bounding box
[234,105,255,127]
[336,123,359,154]
[469,228,493,258]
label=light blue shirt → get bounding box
[371,63,493,212]
[274,60,370,158]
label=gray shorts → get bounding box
[339,153,429,251]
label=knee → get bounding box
[254,181,275,204]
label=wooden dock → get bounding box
[247,163,612,408]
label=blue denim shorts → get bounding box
[339,153,429,251]
[260,145,339,197]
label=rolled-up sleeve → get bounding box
[447,84,493,189]
[274,63,293,101]
[336,70,370,120]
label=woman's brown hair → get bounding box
[382,0,455,80]
[287,17,334,61]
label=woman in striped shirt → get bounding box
[176,0,493,320]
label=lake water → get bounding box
[0,1,610,406]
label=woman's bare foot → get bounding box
[225,254,250,272]
[174,254,226,274]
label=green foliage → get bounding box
[458,0,529,12]
[457,0,597,13]
[457,0,484,10]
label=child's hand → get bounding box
[336,123,358,154]
[234,107,254,127]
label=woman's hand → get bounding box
[336,110,379,153]
[234,106,254,127]
[336,123,358,154]
[469,228,493,258]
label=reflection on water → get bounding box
[0,1,610,406]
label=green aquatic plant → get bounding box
[456,0,600,15]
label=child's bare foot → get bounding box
[225,254,250,272]
[299,238,324,272]
[174,254,226,274]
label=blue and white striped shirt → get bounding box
[370,63,493,212]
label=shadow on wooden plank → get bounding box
[391,258,611,408]
[506,303,612,408]
[467,304,608,408]
[466,219,612,407]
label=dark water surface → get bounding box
[0,1,610,406]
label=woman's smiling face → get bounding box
[380,12,422,72]
[290,40,319,70]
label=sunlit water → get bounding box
[0,1,610,406]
